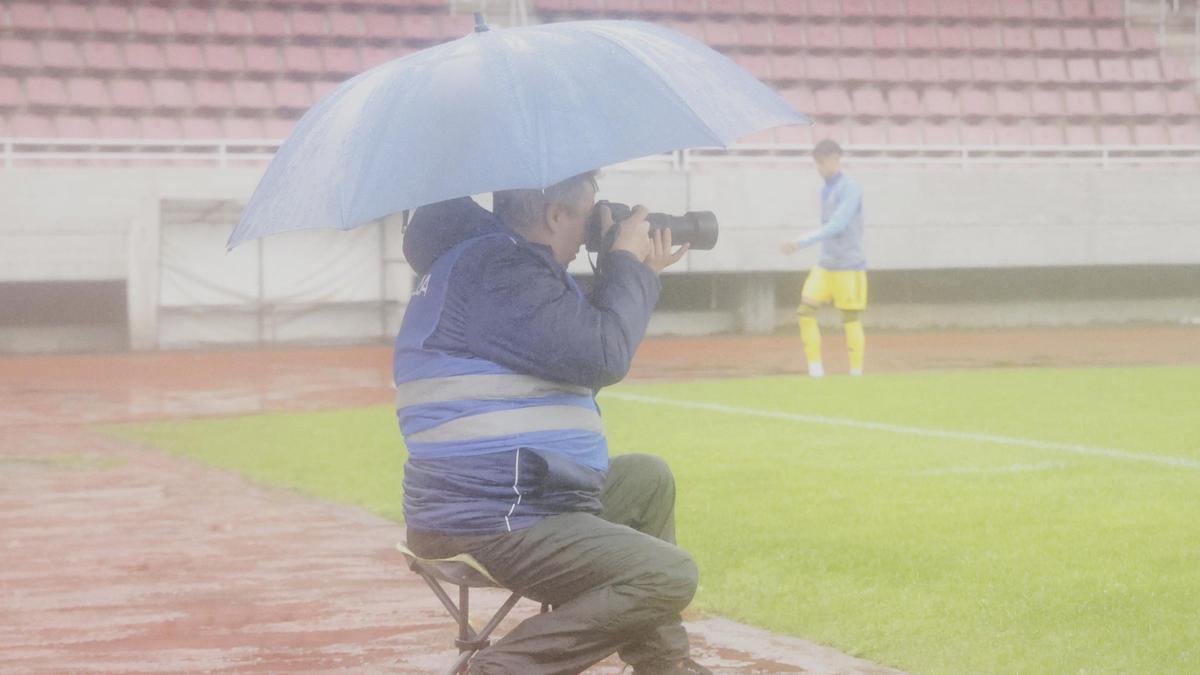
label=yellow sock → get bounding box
[845,320,865,372]
[799,315,822,366]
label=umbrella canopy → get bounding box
[228,17,809,249]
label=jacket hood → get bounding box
[403,197,503,276]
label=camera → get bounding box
[585,201,719,253]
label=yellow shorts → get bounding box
[801,267,868,311]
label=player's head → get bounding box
[812,139,842,179]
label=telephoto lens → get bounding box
[585,201,719,253]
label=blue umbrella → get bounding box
[228,16,809,249]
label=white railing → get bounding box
[3,138,1200,170]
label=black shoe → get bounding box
[632,657,714,675]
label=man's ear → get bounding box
[544,202,571,233]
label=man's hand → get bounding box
[608,204,652,261]
[644,227,689,273]
[779,240,800,255]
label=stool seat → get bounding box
[396,542,502,588]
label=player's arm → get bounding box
[792,181,862,247]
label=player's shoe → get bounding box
[849,368,863,377]
[808,362,825,378]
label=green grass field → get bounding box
[105,366,1200,674]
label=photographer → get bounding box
[396,171,709,675]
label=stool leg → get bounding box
[458,585,470,674]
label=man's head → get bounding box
[493,171,599,265]
[812,139,842,179]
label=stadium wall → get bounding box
[2,163,1198,353]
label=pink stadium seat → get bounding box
[851,88,887,115]
[109,79,151,108]
[1031,0,1059,19]
[151,79,191,108]
[906,25,938,51]
[739,128,777,143]
[403,14,441,41]
[96,115,139,138]
[1099,125,1132,144]
[264,117,296,140]
[222,118,264,139]
[41,40,82,69]
[923,123,959,144]
[840,24,874,50]
[52,5,93,32]
[66,77,108,107]
[1126,28,1158,52]
[272,81,312,109]
[1066,58,1099,83]
[1033,28,1062,51]
[636,0,669,11]
[213,8,252,36]
[960,88,994,117]
[742,0,775,16]
[232,80,273,109]
[251,10,289,38]
[1093,0,1124,19]
[1031,124,1064,145]
[1064,90,1096,115]
[1168,124,1200,144]
[967,0,1000,19]
[134,6,172,34]
[1002,27,1033,51]
[886,123,922,144]
[181,117,222,138]
[703,20,739,48]
[1095,27,1125,51]
[1133,89,1167,116]
[708,0,741,15]
[141,117,184,139]
[872,24,904,51]
[10,2,51,29]
[905,56,940,83]
[996,89,1031,116]
[82,41,123,70]
[1063,28,1094,52]
[569,0,604,11]
[873,57,906,82]
[1129,57,1161,81]
[907,0,938,17]
[0,77,23,106]
[204,44,245,73]
[870,0,906,17]
[782,86,816,114]
[806,55,839,80]
[1098,90,1134,115]
[887,87,922,116]
[739,22,773,47]
[995,125,1031,145]
[283,45,323,74]
[244,45,283,74]
[1161,57,1194,84]
[1004,57,1037,82]
[971,56,1005,82]
[814,87,852,116]
[11,114,56,138]
[165,43,203,71]
[1062,0,1092,20]
[772,0,804,15]
[1002,0,1032,19]
[321,46,361,74]
[1032,89,1064,115]
[937,0,970,18]
[813,124,850,144]
[1133,124,1168,145]
[839,56,873,81]
[1166,89,1200,116]
[0,38,39,68]
[771,53,804,80]
[968,26,1002,50]
[776,124,811,144]
[311,80,339,102]
[291,10,327,37]
[123,43,165,71]
[939,56,971,82]
[805,24,839,50]
[842,0,873,17]
[850,124,888,145]
[93,5,131,32]
[732,53,772,80]
[1064,125,1096,144]
[193,80,233,108]
[1035,57,1068,83]
[938,26,970,51]
[960,125,995,144]
[174,7,209,36]
[807,0,841,18]
[1098,58,1132,82]
[924,87,958,116]
[366,11,404,39]
[328,11,366,38]
[361,46,398,70]
[55,115,98,138]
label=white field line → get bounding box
[912,461,1068,476]
[601,392,1200,470]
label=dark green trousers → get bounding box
[407,454,697,675]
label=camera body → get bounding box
[585,201,719,253]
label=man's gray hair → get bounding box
[493,171,599,231]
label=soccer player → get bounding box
[780,139,867,377]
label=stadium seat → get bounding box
[1033,27,1063,51]
[1166,89,1200,116]
[402,14,441,41]
[0,77,22,108]
[142,117,184,139]
[366,11,405,39]
[708,0,742,17]
[1030,124,1064,145]
[10,2,52,30]
[251,10,289,38]
[264,117,296,141]
[873,56,906,82]
[1095,27,1126,51]
[1031,0,1060,20]
[937,0,971,18]
[1129,57,1161,81]
[163,43,201,72]
[321,46,361,75]
[1004,56,1037,82]
[328,11,366,38]
[807,0,841,18]
[773,0,805,16]
[840,24,874,51]
[850,124,887,145]
[1002,0,1032,19]
[923,122,959,144]
[1098,58,1132,82]
[703,21,740,48]
[204,44,246,73]
[888,87,922,116]
[361,46,400,70]
[972,56,1005,83]
[1,38,39,69]
[55,115,98,138]
[233,80,273,109]
[1065,125,1096,144]
[960,88,994,117]
[1098,90,1134,115]
[1161,57,1194,84]
[1132,89,1167,116]
[924,87,958,116]
[743,0,776,17]
[960,125,995,144]
[52,4,93,32]
[907,0,939,18]
[1168,124,1200,144]
[41,41,82,70]
[1066,58,1099,83]
[806,55,839,81]
[109,79,152,109]
[1035,57,1069,83]
[732,53,772,80]
[311,80,339,102]
[1093,0,1124,19]
[887,123,923,144]
[937,26,970,51]
[1031,89,1064,116]
[82,41,123,70]
[815,87,853,116]
[213,8,253,36]
[939,56,972,82]
[124,43,166,72]
[996,89,1032,116]
[776,123,811,143]
[1062,28,1093,52]
[805,24,839,50]
[995,125,1031,145]
[244,45,283,75]
[1133,124,1168,145]
[193,80,234,109]
[967,0,1001,20]
[843,0,874,18]
[92,5,131,33]
[1099,124,1132,145]
[1064,90,1097,115]
[11,113,56,137]
[272,81,312,109]
[221,117,265,139]
[968,25,1002,51]
[872,24,904,51]
[1126,27,1158,52]
[291,10,328,37]
[852,87,887,115]
[1061,0,1092,20]
[151,79,192,108]
[906,25,938,51]
[771,53,804,80]
[839,56,873,81]
[906,56,940,83]
[174,7,209,36]
[97,115,139,138]
[782,86,815,113]
[134,6,172,35]
[181,116,222,138]
[284,45,323,74]
[739,21,773,47]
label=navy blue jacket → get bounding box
[399,198,660,535]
